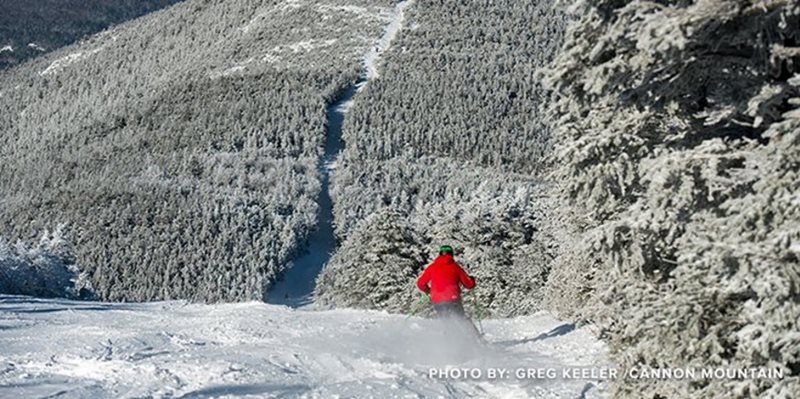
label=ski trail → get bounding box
[0,295,612,398]
[363,0,414,81]
[265,85,360,307]
[267,1,417,306]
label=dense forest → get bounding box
[539,0,799,397]
[339,0,564,175]
[314,0,567,316]
[0,0,185,70]
[0,0,393,301]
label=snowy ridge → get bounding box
[40,47,104,76]
[0,295,610,398]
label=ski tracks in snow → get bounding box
[0,296,610,398]
[266,1,416,305]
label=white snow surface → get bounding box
[0,295,611,398]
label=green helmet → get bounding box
[438,245,454,256]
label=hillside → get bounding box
[0,0,185,70]
[317,0,800,396]
[0,0,797,397]
[0,0,395,302]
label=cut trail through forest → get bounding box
[267,0,415,306]
[265,82,362,307]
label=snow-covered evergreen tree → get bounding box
[323,163,556,317]
[0,225,93,299]
[314,208,428,312]
[540,0,800,396]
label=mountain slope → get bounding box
[0,295,611,398]
[0,0,394,302]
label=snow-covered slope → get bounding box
[0,295,610,398]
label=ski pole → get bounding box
[472,299,485,335]
[464,290,485,335]
[405,296,430,320]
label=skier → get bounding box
[416,245,482,338]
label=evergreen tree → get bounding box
[315,208,428,313]
[540,0,800,396]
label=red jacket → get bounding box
[416,254,475,304]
